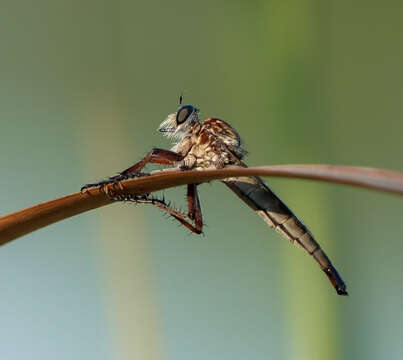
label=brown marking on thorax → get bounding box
[178,117,244,170]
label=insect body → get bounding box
[82,104,348,295]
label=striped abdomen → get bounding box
[222,175,348,295]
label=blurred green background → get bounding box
[1,1,403,359]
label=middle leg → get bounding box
[118,183,204,235]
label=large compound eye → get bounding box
[176,105,194,124]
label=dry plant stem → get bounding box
[0,164,402,245]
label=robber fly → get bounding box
[82,100,348,296]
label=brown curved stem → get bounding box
[0,164,402,245]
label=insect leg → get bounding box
[81,148,183,193]
[118,184,203,235]
[186,183,203,233]
[120,148,183,176]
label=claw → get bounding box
[81,182,104,193]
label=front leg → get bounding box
[120,148,183,175]
[81,148,183,193]
[179,154,197,170]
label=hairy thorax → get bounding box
[173,118,245,170]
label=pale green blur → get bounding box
[1,1,402,359]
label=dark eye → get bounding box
[176,105,194,124]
